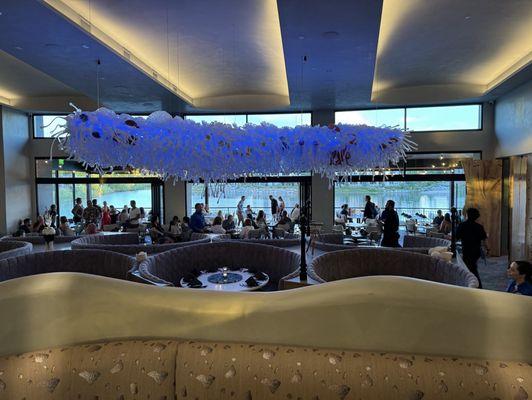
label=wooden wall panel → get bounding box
[462,159,503,256]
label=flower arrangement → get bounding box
[50,107,415,184]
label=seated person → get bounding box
[255,210,270,238]
[58,216,75,236]
[32,216,45,233]
[189,203,207,233]
[181,216,192,241]
[123,200,141,229]
[84,223,98,235]
[275,210,292,232]
[240,218,255,239]
[210,216,226,234]
[19,218,31,235]
[222,215,236,232]
[109,205,118,224]
[507,260,532,296]
[432,210,444,226]
[150,215,172,243]
[439,213,452,235]
[168,216,182,235]
[245,205,255,220]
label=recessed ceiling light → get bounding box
[464,15,471,20]
[322,31,339,39]
[298,35,305,40]
[82,44,90,49]
[14,46,22,50]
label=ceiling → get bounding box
[0,0,530,113]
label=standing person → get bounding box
[506,260,532,296]
[269,195,278,221]
[278,196,285,219]
[124,200,141,229]
[236,196,245,226]
[439,213,452,235]
[46,204,58,227]
[363,195,378,220]
[109,205,118,224]
[82,200,100,226]
[189,203,206,233]
[379,200,400,247]
[456,208,488,288]
[118,205,129,225]
[72,197,84,224]
[101,201,109,214]
[91,199,102,226]
[101,207,111,227]
[290,204,300,223]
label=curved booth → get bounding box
[70,232,211,255]
[0,240,33,261]
[137,241,300,289]
[226,237,300,248]
[0,273,529,399]
[403,234,451,249]
[1,234,78,245]
[0,250,136,282]
[309,248,478,288]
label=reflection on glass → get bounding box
[335,109,404,128]
[406,105,481,131]
[247,113,311,127]
[334,181,458,221]
[187,182,300,219]
[37,184,56,216]
[185,114,247,126]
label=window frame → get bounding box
[334,103,483,133]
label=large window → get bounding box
[335,109,404,128]
[185,113,311,127]
[335,104,481,132]
[406,105,481,131]
[187,181,304,219]
[33,115,67,138]
[35,159,164,221]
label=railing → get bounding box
[190,206,299,221]
[334,206,462,222]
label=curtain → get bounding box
[462,159,503,256]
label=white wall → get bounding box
[0,107,33,234]
[494,80,532,158]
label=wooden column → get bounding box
[462,159,503,256]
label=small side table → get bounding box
[280,275,320,290]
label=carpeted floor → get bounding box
[477,255,510,292]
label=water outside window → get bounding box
[335,181,464,221]
[89,183,152,215]
[188,182,300,219]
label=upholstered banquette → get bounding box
[71,232,211,255]
[0,273,530,399]
[403,234,451,249]
[1,234,78,245]
[310,248,478,287]
[0,250,136,282]
[0,240,32,261]
[137,241,300,289]
[311,233,432,254]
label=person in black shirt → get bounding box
[379,200,400,247]
[269,195,278,220]
[363,195,377,220]
[456,207,488,288]
[432,210,444,226]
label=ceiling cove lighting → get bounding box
[51,107,414,184]
[42,0,290,110]
[373,0,532,103]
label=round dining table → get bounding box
[180,268,270,292]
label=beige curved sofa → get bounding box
[310,248,478,288]
[70,232,211,255]
[0,240,33,261]
[137,241,301,289]
[0,273,530,399]
[1,234,78,245]
[0,250,136,282]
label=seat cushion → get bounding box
[0,340,177,399]
[174,340,531,400]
